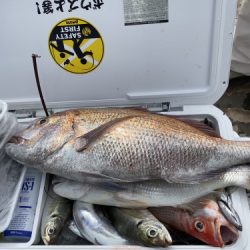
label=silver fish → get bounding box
[53,166,250,208]
[217,192,242,231]
[41,186,72,245]
[5,108,250,185]
[73,201,129,245]
[108,207,172,247]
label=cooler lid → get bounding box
[1,0,237,110]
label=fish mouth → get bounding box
[155,234,172,247]
[219,225,239,247]
[164,236,172,246]
[42,237,50,246]
[163,231,173,246]
[42,236,56,245]
[8,136,26,144]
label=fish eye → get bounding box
[194,221,205,232]
[39,118,47,125]
[47,226,56,235]
[147,228,158,238]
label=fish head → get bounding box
[182,200,239,247]
[137,220,172,247]
[5,112,75,165]
[42,216,64,245]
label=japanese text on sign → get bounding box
[35,0,104,14]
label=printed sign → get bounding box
[35,0,105,15]
[49,18,104,74]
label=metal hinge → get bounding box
[161,102,171,112]
[142,102,171,112]
[144,102,183,112]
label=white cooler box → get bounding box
[1,0,249,249]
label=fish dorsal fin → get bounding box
[75,116,137,152]
[126,107,149,112]
[127,107,220,138]
[176,117,221,138]
[145,111,220,138]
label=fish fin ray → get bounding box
[114,193,148,207]
[78,170,133,184]
[126,107,149,112]
[153,113,220,138]
[177,118,220,138]
[163,166,237,184]
[74,116,137,152]
[96,182,128,191]
[124,108,220,138]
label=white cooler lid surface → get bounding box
[0,0,237,110]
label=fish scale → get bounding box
[52,166,250,208]
[73,201,129,245]
[73,116,244,181]
[5,108,250,184]
[108,207,172,247]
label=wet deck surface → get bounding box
[216,76,250,137]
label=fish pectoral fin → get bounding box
[114,193,148,207]
[74,116,138,152]
[78,170,132,184]
[97,182,128,191]
[164,166,234,184]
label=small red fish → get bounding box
[149,196,239,247]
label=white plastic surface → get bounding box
[0,101,26,233]
[0,172,46,249]
[1,0,237,110]
[0,117,47,248]
[1,0,247,249]
[0,168,26,234]
[0,105,250,250]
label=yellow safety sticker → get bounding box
[49,17,104,74]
